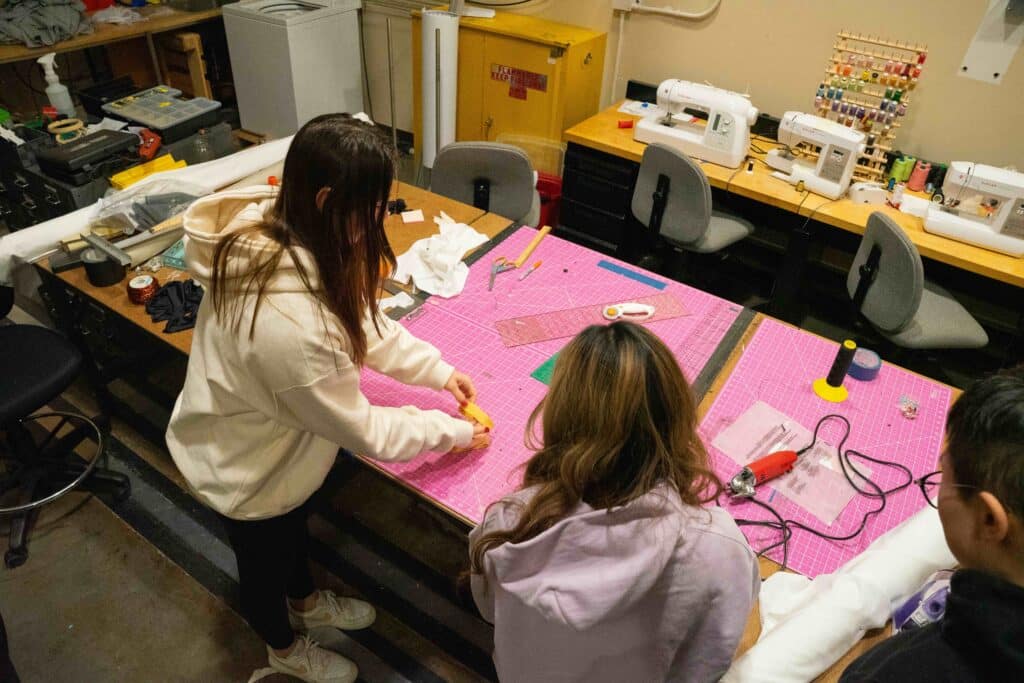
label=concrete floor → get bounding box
[0,493,276,682]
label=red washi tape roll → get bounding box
[127,274,160,305]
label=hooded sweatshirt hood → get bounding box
[482,487,685,630]
[470,485,759,683]
[183,186,317,293]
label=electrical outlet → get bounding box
[611,0,635,11]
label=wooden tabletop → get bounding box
[698,312,959,682]
[564,103,1024,289]
[0,7,222,65]
[41,179,501,356]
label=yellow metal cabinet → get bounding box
[412,9,606,153]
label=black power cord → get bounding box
[729,413,915,572]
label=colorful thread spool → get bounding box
[813,339,857,403]
[907,160,932,192]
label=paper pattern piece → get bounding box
[712,401,870,526]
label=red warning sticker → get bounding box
[491,64,548,100]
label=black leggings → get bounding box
[221,500,317,649]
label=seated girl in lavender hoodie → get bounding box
[469,322,759,683]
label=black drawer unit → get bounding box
[560,142,641,253]
[23,167,110,218]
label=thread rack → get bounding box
[809,31,928,181]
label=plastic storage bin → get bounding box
[536,172,562,229]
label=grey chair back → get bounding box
[631,143,711,247]
[847,212,923,333]
[430,142,535,222]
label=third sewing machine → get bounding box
[634,79,758,169]
[924,161,1024,257]
[766,111,866,200]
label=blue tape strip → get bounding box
[596,260,667,290]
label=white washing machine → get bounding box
[223,0,364,139]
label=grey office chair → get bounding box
[431,142,541,226]
[631,143,754,254]
[848,212,988,349]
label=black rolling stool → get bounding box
[0,286,130,568]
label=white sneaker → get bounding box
[267,635,358,683]
[288,590,376,632]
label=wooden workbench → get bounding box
[0,7,221,66]
[564,103,1024,289]
[40,180,499,357]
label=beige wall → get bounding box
[366,0,1024,166]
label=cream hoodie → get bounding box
[166,187,473,520]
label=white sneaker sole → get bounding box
[289,604,377,632]
[268,657,358,683]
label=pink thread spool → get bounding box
[907,160,932,192]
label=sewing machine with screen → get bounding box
[633,79,758,169]
[924,161,1024,257]
[766,111,865,200]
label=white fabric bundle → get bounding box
[722,506,956,683]
[393,211,488,297]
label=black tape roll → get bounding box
[81,248,126,287]
[826,340,858,387]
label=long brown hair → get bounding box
[470,322,722,574]
[210,113,397,365]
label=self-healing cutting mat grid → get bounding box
[361,227,744,524]
[701,318,952,577]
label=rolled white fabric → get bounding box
[722,507,956,683]
[421,10,459,169]
[0,135,293,287]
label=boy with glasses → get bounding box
[842,366,1024,681]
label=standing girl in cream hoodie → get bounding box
[167,114,487,683]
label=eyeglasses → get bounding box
[915,470,980,509]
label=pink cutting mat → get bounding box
[495,291,686,347]
[360,227,744,524]
[701,317,952,577]
[423,227,744,375]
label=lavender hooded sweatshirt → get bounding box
[470,485,759,683]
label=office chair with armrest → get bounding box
[431,142,541,226]
[0,285,130,568]
[847,212,988,350]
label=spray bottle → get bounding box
[37,53,76,119]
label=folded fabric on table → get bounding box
[0,0,90,47]
[145,280,203,333]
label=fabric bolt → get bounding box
[470,484,759,683]
[0,0,90,47]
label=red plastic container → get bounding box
[84,0,115,9]
[536,172,562,229]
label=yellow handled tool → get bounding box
[513,225,551,268]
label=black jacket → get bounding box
[841,569,1024,682]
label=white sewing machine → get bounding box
[765,112,865,200]
[633,79,758,169]
[924,162,1024,257]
